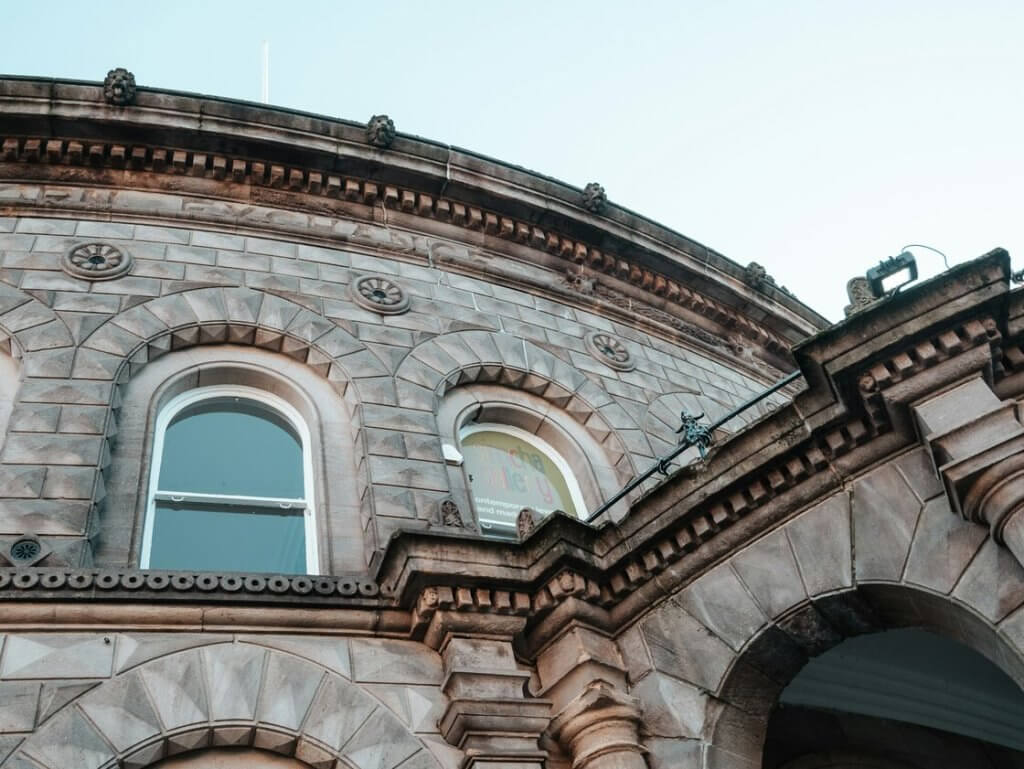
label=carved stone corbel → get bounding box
[413,586,550,769]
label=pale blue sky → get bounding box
[2,1,1021,320]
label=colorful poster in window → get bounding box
[461,430,578,528]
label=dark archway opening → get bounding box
[710,585,1024,769]
[765,628,1024,768]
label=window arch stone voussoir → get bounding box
[77,286,378,393]
[393,330,652,477]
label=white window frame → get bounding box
[140,384,319,574]
[459,422,588,530]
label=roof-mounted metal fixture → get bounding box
[867,251,918,297]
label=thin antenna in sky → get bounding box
[261,41,270,104]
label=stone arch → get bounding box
[0,283,80,553]
[0,280,73,360]
[371,329,657,533]
[631,447,1024,769]
[10,642,444,769]
[393,329,654,479]
[77,286,382,391]
[7,286,388,564]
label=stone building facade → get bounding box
[0,73,1022,769]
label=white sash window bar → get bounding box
[140,385,318,574]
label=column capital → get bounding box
[548,680,647,769]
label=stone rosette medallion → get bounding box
[350,273,410,314]
[585,330,636,371]
[62,242,133,280]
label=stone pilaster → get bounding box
[414,587,551,769]
[536,625,647,769]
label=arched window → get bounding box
[140,385,318,574]
[459,422,587,539]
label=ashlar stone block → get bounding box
[1,634,113,679]
[630,673,706,738]
[20,705,114,769]
[639,601,735,693]
[238,635,351,679]
[255,652,324,731]
[0,681,39,732]
[138,650,209,729]
[852,464,923,582]
[77,670,162,753]
[785,492,853,596]
[302,674,376,751]
[350,639,442,685]
[202,643,265,721]
[339,705,423,769]
[904,496,988,594]
[674,564,766,651]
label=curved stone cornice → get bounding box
[0,76,827,361]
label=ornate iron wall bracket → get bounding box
[592,370,801,518]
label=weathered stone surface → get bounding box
[20,705,114,769]
[76,670,161,752]
[629,672,706,738]
[645,737,702,769]
[363,684,445,734]
[339,705,424,769]
[350,639,442,684]
[904,496,988,593]
[36,681,99,724]
[302,674,377,750]
[852,464,923,582]
[0,634,113,679]
[0,681,39,732]
[952,538,1024,622]
[238,635,352,679]
[138,650,209,729]
[785,492,853,596]
[114,633,229,673]
[675,564,767,651]
[202,643,265,721]
[640,600,735,692]
[256,652,323,730]
[731,528,807,619]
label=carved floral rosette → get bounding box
[350,274,410,314]
[62,242,133,281]
[585,331,635,371]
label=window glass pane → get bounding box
[461,430,578,530]
[148,501,306,574]
[158,398,303,498]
